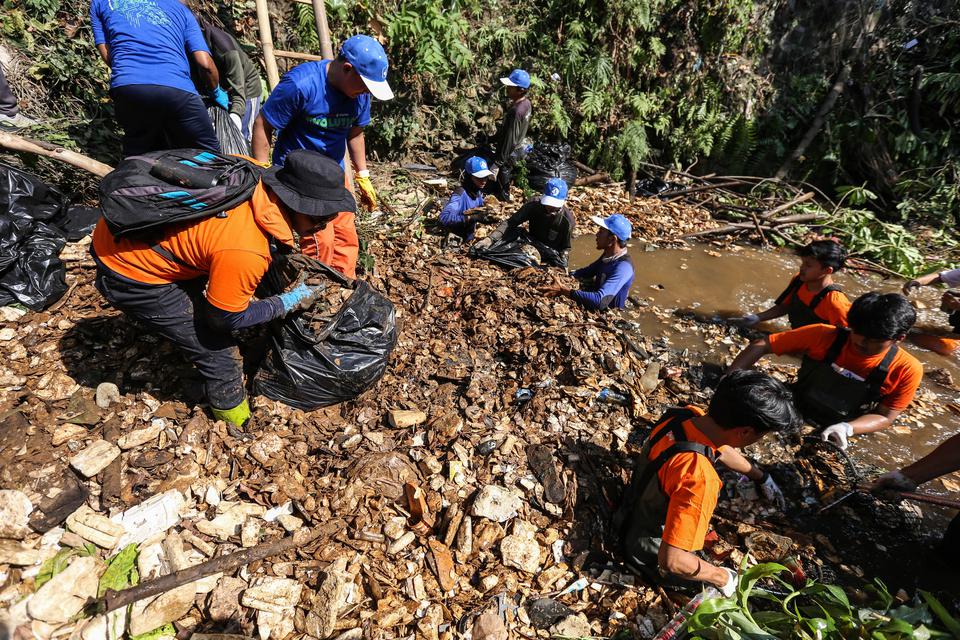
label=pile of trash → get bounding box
[0,168,945,639]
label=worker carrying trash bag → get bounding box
[473,178,575,268]
[196,18,264,142]
[617,370,801,593]
[727,292,923,449]
[91,149,356,429]
[539,214,634,310]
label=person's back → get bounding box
[90,0,203,94]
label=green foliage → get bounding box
[686,568,958,640]
[821,208,927,276]
[35,544,97,590]
[98,544,139,597]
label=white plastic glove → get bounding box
[871,470,918,493]
[736,313,760,326]
[229,113,243,132]
[719,568,738,598]
[759,472,786,510]
[821,422,854,450]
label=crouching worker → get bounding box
[91,150,355,428]
[539,214,634,310]
[727,292,922,449]
[618,370,801,593]
[735,239,851,329]
[439,156,495,241]
[473,178,575,268]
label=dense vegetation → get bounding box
[0,0,958,271]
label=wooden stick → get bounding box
[750,212,768,246]
[574,172,610,186]
[657,181,742,198]
[760,191,815,219]
[680,213,822,239]
[0,131,113,176]
[101,527,321,612]
[255,0,280,88]
[573,160,597,175]
[899,491,960,510]
[311,0,334,60]
[274,49,325,61]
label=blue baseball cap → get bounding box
[340,35,393,101]
[541,178,568,208]
[590,214,632,243]
[500,69,530,89]
[465,156,494,178]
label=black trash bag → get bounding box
[254,279,399,410]
[635,177,685,198]
[56,206,100,241]
[525,143,578,191]
[0,162,71,310]
[469,228,562,270]
[208,106,250,156]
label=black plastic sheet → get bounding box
[525,143,578,191]
[469,229,562,270]
[254,280,399,410]
[0,162,73,310]
[208,106,250,156]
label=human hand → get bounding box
[229,113,243,131]
[868,470,918,494]
[211,86,229,110]
[719,568,738,598]
[734,313,760,327]
[941,291,960,312]
[758,471,786,510]
[821,422,854,450]
[473,236,493,251]
[355,170,377,209]
[278,283,320,314]
[538,285,571,298]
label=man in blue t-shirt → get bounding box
[91,0,227,156]
[540,214,635,310]
[252,35,393,211]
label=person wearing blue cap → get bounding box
[474,178,575,267]
[540,214,635,310]
[252,34,392,212]
[439,156,495,241]
[90,0,223,155]
[487,68,532,202]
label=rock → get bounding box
[81,610,128,640]
[550,613,592,639]
[242,577,303,640]
[34,371,80,401]
[95,382,120,408]
[0,539,39,565]
[471,485,522,523]
[306,557,351,639]
[66,505,125,549]
[117,422,163,450]
[500,521,542,573]
[0,489,33,539]
[69,439,121,477]
[526,598,574,629]
[129,532,199,635]
[472,611,508,640]
[473,520,505,551]
[387,409,426,428]
[277,514,303,532]
[0,327,15,341]
[208,576,247,622]
[249,433,284,465]
[640,362,661,393]
[383,516,407,540]
[28,555,103,623]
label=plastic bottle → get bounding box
[597,388,630,406]
[652,588,717,639]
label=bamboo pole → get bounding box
[0,131,113,176]
[275,49,325,61]
[312,0,334,60]
[255,0,280,88]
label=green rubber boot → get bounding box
[211,397,251,428]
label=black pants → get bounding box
[0,66,19,117]
[111,84,220,157]
[94,266,244,409]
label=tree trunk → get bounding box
[255,0,280,88]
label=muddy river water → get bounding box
[569,237,960,505]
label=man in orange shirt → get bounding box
[728,292,922,449]
[619,370,801,593]
[92,150,356,428]
[735,240,851,329]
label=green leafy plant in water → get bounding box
[821,208,925,276]
[685,565,959,640]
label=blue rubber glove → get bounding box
[278,283,318,314]
[211,86,229,110]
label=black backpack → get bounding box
[99,149,262,239]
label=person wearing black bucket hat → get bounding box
[91,149,355,430]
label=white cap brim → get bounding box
[500,77,519,87]
[361,76,394,101]
[589,215,608,230]
[541,195,565,207]
[471,169,494,178]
